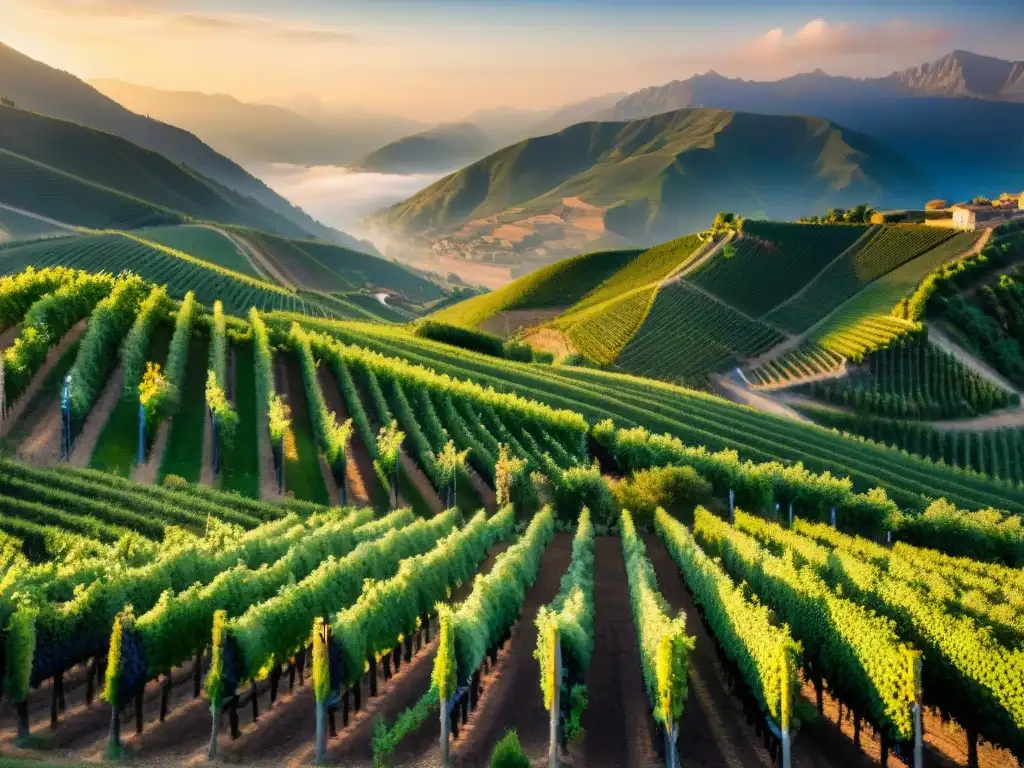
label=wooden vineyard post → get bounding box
[911,652,923,768]
[548,640,561,768]
[780,650,792,768]
[313,618,330,764]
[788,501,793,528]
[830,507,837,528]
[435,607,456,768]
[138,402,146,466]
[729,489,735,523]
[663,721,680,768]
[108,705,121,755]
[440,695,451,768]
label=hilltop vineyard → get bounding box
[0,212,1020,768]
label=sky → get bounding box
[3,0,1024,121]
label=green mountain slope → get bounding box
[0,104,308,229]
[0,42,368,246]
[0,147,181,230]
[372,108,930,246]
[88,79,352,165]
[359,123,491,173]
[430,247,642,329]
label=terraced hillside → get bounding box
[0,259,1021,768]
[615,280,783,377]
[933,221,1024,390]
[548,234,709,363]
[422,220,1005,393]
[228,226,445,304]
[136,225,263,278]
[690,221,871,317]
[768,224,959,333]
[430,247,642,331]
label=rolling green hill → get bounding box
[0,104,333,235]
[359,122,491,173]
[429,247,642,329]
[0,205,63,240]
[372,108,930,246]
[0,41,370,247]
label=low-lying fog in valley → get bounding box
[246,163,450,248]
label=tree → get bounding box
[0,97,16,109]
[432,440,469,509]
[495,443,527,507]
[925,199,949,210]
[375,420,405,510]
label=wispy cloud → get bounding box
[732,18,952,65]
[20,0,359,44]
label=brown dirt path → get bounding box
[709,373,812,425]
[1,320,87,440]
[401,451,445,515]
[449,532,573,767]
[317,365,373,508]
[199,224,291,288]
[466,468,497,513]
[132,420,171,485]
[779,392,1024,432]
[68,363,124,467]
[576,535,661,768]
[0,323,21,350]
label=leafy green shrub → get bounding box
[503,339,533,362]
[489,729,531,768]
[532,349,555,364]
[550,463,616,527]
[609,465,712,529]
[415,320,504,357]
[161,474,189,489]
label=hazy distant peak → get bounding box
[893,49,1024,98]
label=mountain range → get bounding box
[372,108,928,261]
[0,41,377,252]
[85,79,627,174]
[90,80,429,166]
[595,50,1024,199]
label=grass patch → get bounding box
[0,339,82,455]
[221,340,260,498]
[281,351,329,506]
[90,321,172,476]
[159,331,209,483]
